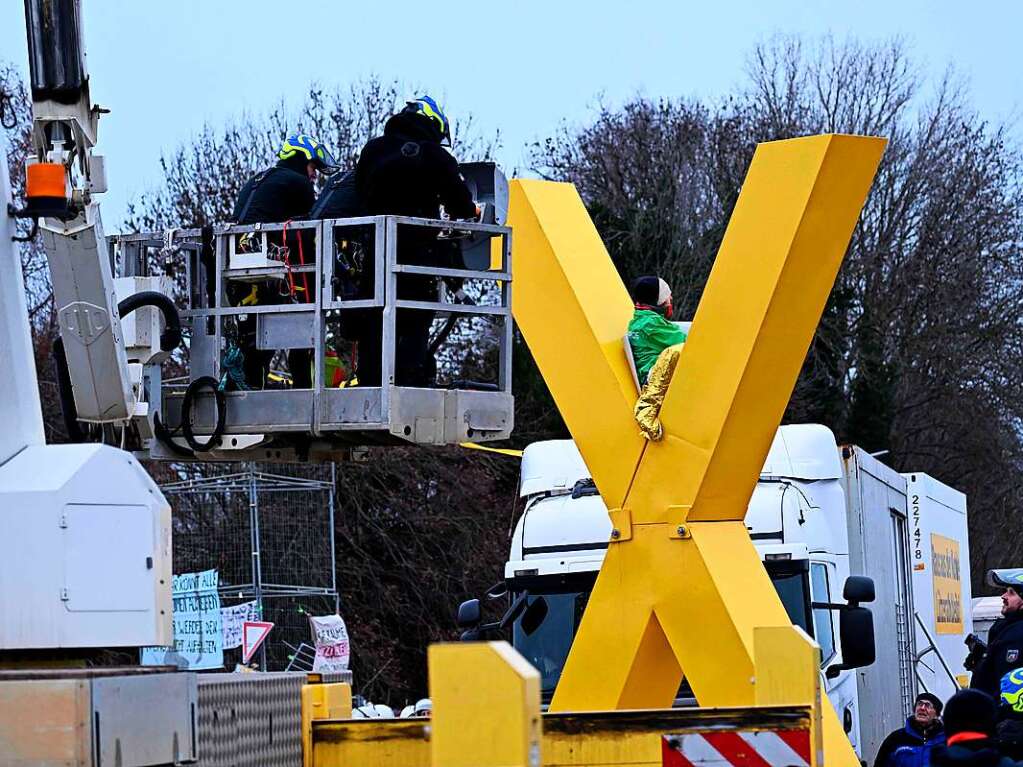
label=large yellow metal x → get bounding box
[508,134,885,766]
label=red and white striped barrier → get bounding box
[662,730,812,767]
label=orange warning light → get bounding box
[26,162,66,200]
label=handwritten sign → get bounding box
[221,601,260,650]
[931,534,963,634]
[310,614,350,672]
[141,569,224,669]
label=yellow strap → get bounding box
[459,442,523,458]
[240,285,259,306]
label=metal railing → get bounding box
[913,611,962,693]
[109,214,513,454]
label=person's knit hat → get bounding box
[916,692,943,715]
[630,276,671,307]
[942,689,996,735]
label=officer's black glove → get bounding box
[965,633,987,671]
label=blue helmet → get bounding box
[988,568,1023,587]
[278,134,338,171]
[1001,668,1023,713]
[403,96,451,146]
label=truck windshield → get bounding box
[511,562,812,698]
[512,590,589,697]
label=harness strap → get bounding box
[236,167,273,223]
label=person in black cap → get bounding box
[874,692,947,767]
[931,689,1016,767]
[970,569,1023,700]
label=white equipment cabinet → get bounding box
[0,443,173,649]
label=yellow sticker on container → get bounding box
[932,533,963,634]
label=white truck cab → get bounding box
[495,424,971,760]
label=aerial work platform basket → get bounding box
[110,203,513,462]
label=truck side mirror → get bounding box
[826,605,876,679]
[843,575,875,604]
[457,598,482,628]
[838,605,875,668]
[821,576,877,679]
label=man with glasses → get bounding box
[874,693,946,767]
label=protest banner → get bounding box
[141,569,223,669]
[309,613,350,672]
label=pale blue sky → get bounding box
[1,1,1020,226]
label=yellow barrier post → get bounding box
[508,134,886,767]
[301,676,353,767]
[429,641,542,767]
[754,626,824,767]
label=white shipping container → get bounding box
[903,472,972,700]
[842,446,915,761]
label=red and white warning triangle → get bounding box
[242,621,274,663]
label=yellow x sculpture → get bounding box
[508,134,886,766]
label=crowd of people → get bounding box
[874,685,1021,767]
[872,572,1023,767]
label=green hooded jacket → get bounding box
[628,309,687,385]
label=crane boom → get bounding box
[23,0,134,424]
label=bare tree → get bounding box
[125,78,498,231]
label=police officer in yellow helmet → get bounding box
[996,667,1023,758]
[229,134,337,389]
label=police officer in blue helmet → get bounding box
[235,134,338,225]
[352,96,478,387]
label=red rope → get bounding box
[294,222,310,299]
[279,219,297,297]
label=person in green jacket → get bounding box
[628,276,686,385]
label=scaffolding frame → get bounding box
[162,463,339,670]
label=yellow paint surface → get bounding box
[430,642,541,767]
